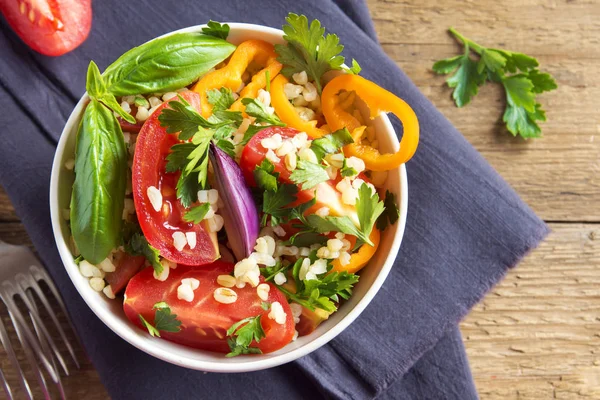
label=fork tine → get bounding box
[0,306,32,400]
[0,366,13,400]
[23,270,80,369]
[12,310,52,400]
[29,310,66,400]
[0,284,59,383]
[29,265,83,354]
[13,276,70,377]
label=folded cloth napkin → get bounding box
[0,0,548,398]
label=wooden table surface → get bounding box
[1,0,599,398]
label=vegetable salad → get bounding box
[66,14,419,357]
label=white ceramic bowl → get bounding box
[49,23,408,373]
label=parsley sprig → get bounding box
[275,13,361,94]
[125,232,163,275]
[158,94,242,207]
[139,302,182,337]
[226,315,266,357]
[433,28,557,138]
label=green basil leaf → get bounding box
[86,61,106,98]
[97,92,136,124]
[70,100,128,264]
[102,33,236,96]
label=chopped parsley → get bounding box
[226,315,266,357]
[241,98,285,126]
[183,203,211,224]
[202,21,230,40]
[125,232,163,275]
[139,302,182,337]
[275,13,360,93]
[310,128,354,161]
[376,190,400,230]
[289,160,330,190]
[340,158,358,177]
[355,183,385,246]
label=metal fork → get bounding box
[0,240,80,399]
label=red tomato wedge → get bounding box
[105,252,146,294]
[123,261,295,354]
[132,91,219,266]
[240,127,358,224]
[1,0,91,56]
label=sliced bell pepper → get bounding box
[270,75,328,138]
[331,228,380,274]
[322,74,420,171]
[230,61,282,112]
[192,39,281,117]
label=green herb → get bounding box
[265,70,271,92]
[139,302,182,337]
[355,183,385,246]
[215,139,236,158]
[277,270,359,312]
[134,96,150,108]
[289,160,330,190]
[85,61,136,123]
[126,232,163,275]
[304,214,370,245]
[261,302,271,310]
[207,87,236,111]
[158,96,215,140]
[202,21,230,40]
[260,261,290,282]
[183,203,211,224]
[285,231,328,247]
[102,33,235,96]
[432,28,557,138]
[310,128,353,161]
[70,99,127,264]
[346,59,362,75]
[73,255,83,265]
[241,124,276,146]
[275,13,359,93]
[262,183,298,226]
[254,159,279,192]
[241,98,285,126]
[376,190,400,230]
[340,158,358,177]
[226,315,266,357]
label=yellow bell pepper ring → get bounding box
[270,75,328,138]
[331,228,380,274]
[322,74,420,171]
[192,39,280,117]
[230,60,282,113]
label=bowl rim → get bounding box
[49,22,408,373]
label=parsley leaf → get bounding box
[376,190,400,230]
[356,183,385,245]
[139,302,182,337]
[158,96,206,140]
[262,183,298,226]
[432,28,557,138]
[275,13,358,93]
[226,315,265,357]
[305,214,370,244]
[310,128,354,161]
[254,159,279,192]
[126,233,163,275]
[183,203,211,224]
[241,98,285,126]
[340,158,358,177]
[202,21,230,40]
[289,160,330,190]
[207,87,236,111]
[215,139,236,158]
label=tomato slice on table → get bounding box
[240,127,358,223]
[132,91,219,266]
[123,261,295,354]
[0,0,91,56]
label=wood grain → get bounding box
[1,1,599,398]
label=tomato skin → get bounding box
[105,252,146,294]
[240,127,358,221]
[132,91,219,266]
[123,261,295,354]
[1,0,91,56]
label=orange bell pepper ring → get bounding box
[270,75,328,138]
[192,39,282,117]
[331,228,380,274]
[322,74,420,171]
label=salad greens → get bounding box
[433,28,557,138]
[126,233,163,276]
[226,315,266,357]
[139,302,182,337]
[102,32,236,96]
[70,98,127,264]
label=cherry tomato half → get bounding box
[0,0,91,56]
[132,91,219,266]
[123,261,295,354]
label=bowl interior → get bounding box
[50,23,408,372]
